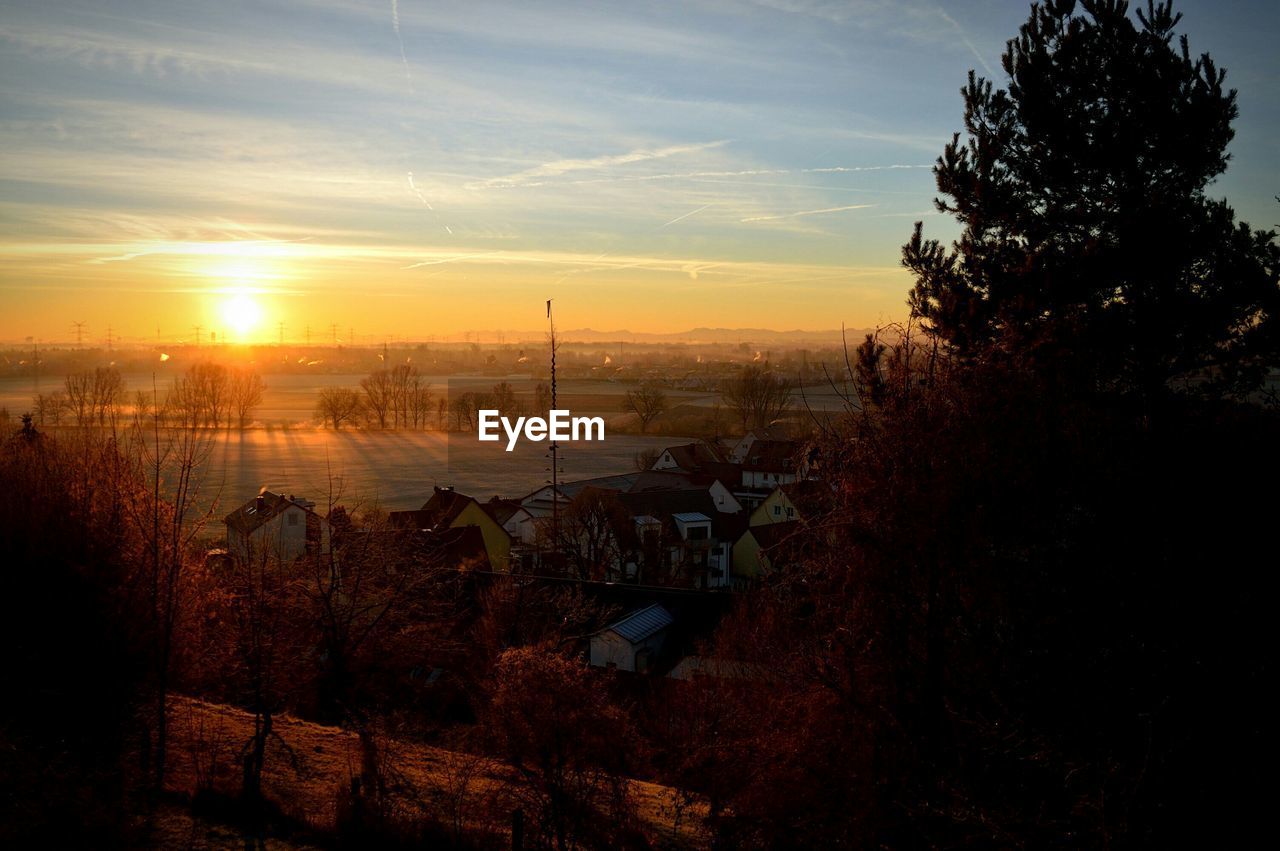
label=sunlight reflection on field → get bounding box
[198,427,678,512]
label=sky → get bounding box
[1,0,1277,344]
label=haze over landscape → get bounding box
[2,0,1277,342]
[3,2,1279,848]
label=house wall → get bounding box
[750,488,798,526]
[231,504,313,563]
[589,629,666,673]
[732,529,764,579]
[653,450,681,470]
[743,469,798,490]
[706,479,742,513]
[449,501,512,570]
[502,510,538,545]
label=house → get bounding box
[483,497,538,545]
[225,488,330,564]
[628,469,742,513]
[651,441,728,474]
[616,489,741,589]
[588,604,674,673]
[750,479,833,527]
[519,472,643,519]
[732,520,801,583]
[389,486,512,571]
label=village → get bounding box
[221,427,826,679]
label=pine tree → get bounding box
[904,0,1279,399]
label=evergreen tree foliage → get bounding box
[904,0,1279,399]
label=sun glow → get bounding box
[221,293,262,337]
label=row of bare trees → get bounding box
[31,364,264,430]
[317,375,548,433]
[360,364,435,429]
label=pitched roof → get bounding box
[389,486,476,531]
[618,489,721,524]
[225,489,315,535]
[657,441,727,471]
[777,479,834,519]
[604,604,674,643]
[482,497,527,525]
[518,472,642,506]
[741,439,803,473]
[749,520,802,549]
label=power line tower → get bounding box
[192,325,203,347]
[106,326,114,352]
[330,323,338,345]
[278,321,285,346]
[72,321,85,348]
[305,325,312,346]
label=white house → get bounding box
[225,488,329,564]
[588,604,673,673]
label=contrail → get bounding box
[937,7,996,78]
[391,1,413,93]
[741,204,875,223]
[401,251,502,270]
[659,203,713,228]
[407,172,433,209]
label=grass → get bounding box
[164,695,709,849]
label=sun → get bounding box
[221,293,262,337]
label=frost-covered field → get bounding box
[195,427,674,512]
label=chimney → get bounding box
[255,494,265,512]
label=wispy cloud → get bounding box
[741,204,875,222]
[469,141,729,189]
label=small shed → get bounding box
[588,604,674,673]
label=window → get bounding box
[786,507,794,518]
[773,505,781,516]
[688,525,709,540]
[287,512,300,527]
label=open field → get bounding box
[197,427,678,511]
[0,371,857,426]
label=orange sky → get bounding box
[2,1,1276,345]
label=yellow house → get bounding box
[390,487,512,571]
[749,480,830,527]
[732,521,800,581]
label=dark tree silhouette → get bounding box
[904,0,1279,399]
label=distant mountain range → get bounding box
[496,327,877,345]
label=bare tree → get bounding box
[490,381,520,418]
[361,370,393,429]
[230,368,264,429]
[552,490,630,581]
[125,378,217,792]
[33,390,67,426]
[632,447,661,471]
[721,365,793,432]
[215,528,305,821]
[64,371,92,426]
[622,383,668,433]
[316,387,364,430]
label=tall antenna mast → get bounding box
[547,299,560,565]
